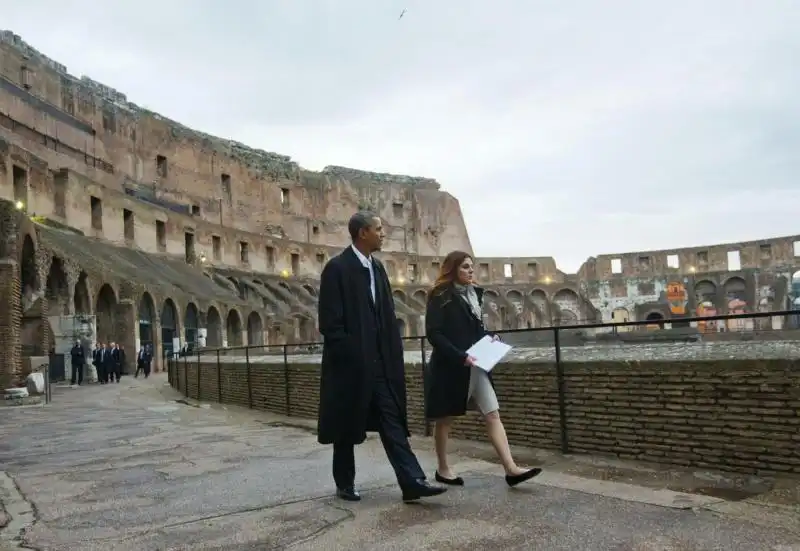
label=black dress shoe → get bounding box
[505,467,542,487]
[401,479,447,502]
[435,471,465,486]
[336,487,361,502]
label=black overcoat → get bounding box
[316,247,409,445]
[424,284,495,420]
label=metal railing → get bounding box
[165,308,800,454]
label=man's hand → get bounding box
[464,355,478,367]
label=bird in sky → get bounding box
[399,9,406,20]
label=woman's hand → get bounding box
[464,355,478,367]
[491,334,501,342]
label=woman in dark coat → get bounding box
[425,250,541,487]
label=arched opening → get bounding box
[694,280,717,306]
[45,256,70,315]
[506,290,524,329]
[184,302,199,350]
[553,289,580,325]
[247,311,264,345]
[160,299,179,357]
[645,311,665,330]
[278,281,291,294]
[483,290,501,330]
[226,309,243,347]
[138,293,156,351]
[95,284,118,344]
[397,317,407,337]
[206,306,222,347]
[529,289,549,326]
[302,284,317,297]
[412,289,427,306]
[296,315,313,343]
[74,272,90,314]
[20,234,37,303]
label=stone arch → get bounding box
[278,281,292,294]
[412,289,427,305]
[482,289,501,329]
[20,234,37,299]
[206,306,222,347]
[397,317,407,337]
[74,271,91,314]
[302,284,317,297]
[505,290,525,329]
[45,256,70,315]
[138,292,156,350]
[553,288,580,325]
[160,298,179,356]
[694,280,716,306]
[247,311,264,345]
[393,289,407,301]
[723,276,746,304]
[611,307,630,323]
[645,311,665,329]
[226,308,243,347]
[95,284,118,343]
[529,289,549,325]
[184,302,199,348]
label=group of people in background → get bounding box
[68,342,154,386]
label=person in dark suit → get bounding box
[108,342,121,383]
[93,343,107,384]
[317,211,446,503]
[425,250,541,487]
[69,341,85,385]
[136,346,153,378]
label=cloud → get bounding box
[5,0,800,271]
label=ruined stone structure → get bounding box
[0,31,798,385]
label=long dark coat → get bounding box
[316,247,409,445]
[424,284,495,420]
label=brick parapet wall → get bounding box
[170,358,800,476]
[0,259,21,388]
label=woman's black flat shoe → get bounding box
[505,467,542,487]
[435,471,465,486]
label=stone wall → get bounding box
[170,357,800,476]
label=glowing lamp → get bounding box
[280,269,290,278]
[14,200,24,210]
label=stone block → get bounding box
[25,371,44,394]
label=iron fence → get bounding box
[165,308,800,455]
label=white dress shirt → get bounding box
[350,245,376,302]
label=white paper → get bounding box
[466,336,512,372]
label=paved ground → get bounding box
[0,376,798,550]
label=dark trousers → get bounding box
[332,375,425,490]
[70,362,83,385]
[108,363,120,382]
[95,363,106,383]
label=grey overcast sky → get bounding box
[5,1,800,271]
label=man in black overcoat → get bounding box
[317,211,446,503]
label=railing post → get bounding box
[183,353,189,398]
[283,344,291,415]
[420,336,431,437]
[196,348,201,401]
[553,327,569,454]
[246,346,253,409]
[216,349,222,403]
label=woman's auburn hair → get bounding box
[427,250,473,302]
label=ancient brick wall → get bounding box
[0,259,22,387]
[173,358,800,476]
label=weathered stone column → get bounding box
[115,299,136,375]
[0,259,22,388]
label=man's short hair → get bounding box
[348,211,378,242]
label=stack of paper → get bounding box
[466,336,513,372]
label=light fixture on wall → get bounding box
[14,200,24,210]
[396,276,406,285]
[543,276,552,284]
[280,269,290,278]
[198,252,207,263]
